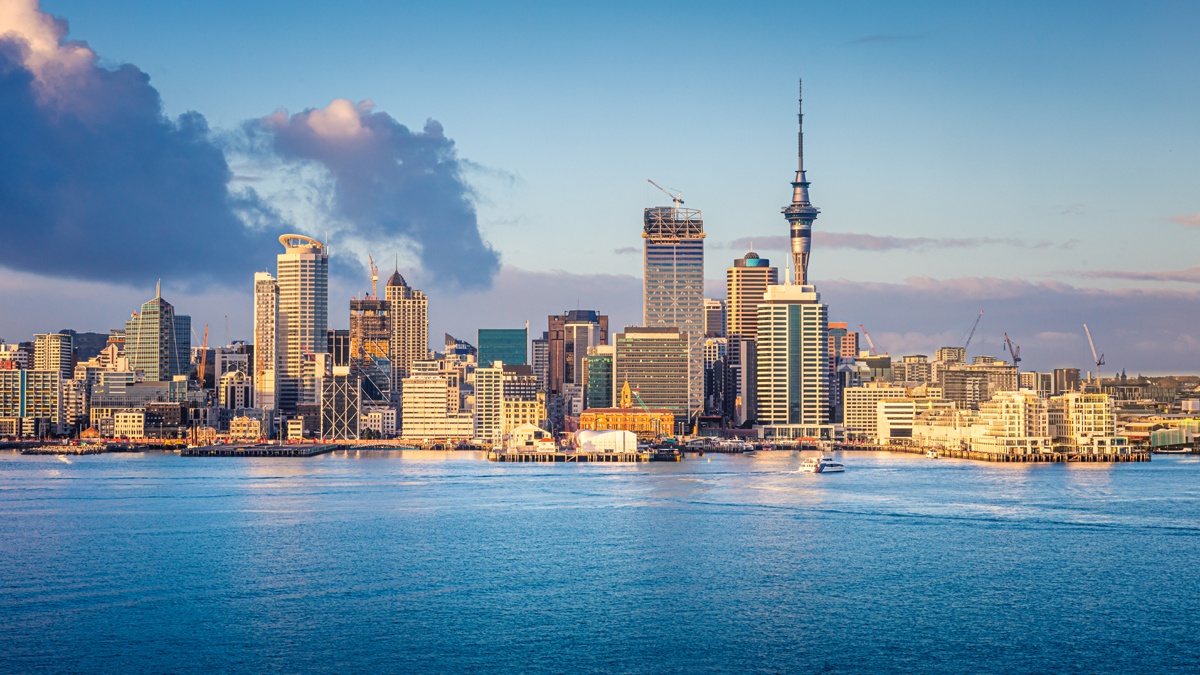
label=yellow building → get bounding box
[578,408,674,441]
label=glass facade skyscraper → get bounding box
[125,284,190,382]
[478,328,527,367]
[642,204,705,424]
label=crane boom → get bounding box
[859,324,878,356]
[198,323,209,384]
[368,254,379,299]
[1003,332,1021,370]
[962,310,984,351]
[1083,323,1105,385]
[647,179,684,209]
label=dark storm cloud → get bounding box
[0,33,281,289]
[243,99,501,291]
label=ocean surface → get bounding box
[1,449,1198,674]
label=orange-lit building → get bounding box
[578,408,674,441]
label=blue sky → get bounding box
[3,0,1199,373]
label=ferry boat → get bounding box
[926,449,940,459]
[800,456,845,474]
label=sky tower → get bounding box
[782,80,820,286]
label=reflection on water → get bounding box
[0,451,1196,674]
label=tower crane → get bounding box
[1083,323,1105,385]
[1003,332,1021,371]
[961,310,984,352]
[859,324,885,356]
[647,179,684,210]
[367,254,379,299]
[198,323,210,386]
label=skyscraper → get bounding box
[704,299,726,338]
[478,328,527,367]
[125,282,190,382]
[755,284,830,438]
[725,252,778,340]
[547,310,609,394]
[782,80,819,286]
[613,326,690,431]
[385,268,428,385]
[276,234,329,413]
[253,272,279,409]
[643,198,705,424]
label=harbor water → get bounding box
[1,450,1198,673]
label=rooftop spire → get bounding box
[155,278,161,299]
[797,79,804,173]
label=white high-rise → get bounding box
[755,284,830,439]
[253,272,280,409]
[274,234,328,413]
[385,269,428,386]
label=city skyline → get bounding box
[1,1,1198,374]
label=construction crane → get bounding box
[647,179,684,210]
[197,323,210,385]
[1083,323,1105,385]
[367,253,379,299]
[631,386,669,440]
[859,324,884,356]
[961,310,984,352]
[1003,332,1021,371]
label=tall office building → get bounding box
[643,198,705,423]
[479,328,527,367]
[125,282,191,382]
[704,299,726,338]
[755,284,830,438]
[547,310,609,394]
[531,331,549,391]
[613,326,690,431]
[275,235,329,413]
[385,269,428,385]
[34,333,73,381]
[253,272,279,409]
[782,80,819,286]
[583,345,615,410]
[726,252,778,339]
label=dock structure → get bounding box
[20,445,109,456]
[489,449,682,463]
[836,443,1150,463]
[182,444,336,458]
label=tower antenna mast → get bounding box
[782,78,820,285]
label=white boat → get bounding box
[800,456,845,474]
[926,449,940,459]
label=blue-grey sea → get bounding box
[1,449,1198,674]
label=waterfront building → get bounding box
[361,406,397,437]
[842,382,909,440]
[547,310,609,394]
[473,362,505,442]
[319,366,361,440]
[704,299,726,338]
[113,410,145,439]
[254,272,280,409]
[876,396,957,444]
[0,369,63,435]
[1049,392,1128,454]
[125,282,191,382]
[583,346,615,410]
[755,284,831,440]
[970,390,1052,455]
[400,375,473,440]
[34,333,73,381]
[579,383,674,441]
[643,197,705,423]
[229,415,265,440]
[478,328,527,368]
[275,234,329,414]
[500,365,547,437]
[613,327,689,431]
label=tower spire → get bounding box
[782,78,820,285]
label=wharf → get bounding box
[837,443,1151,463]
[20,444,109,455]
[182,444,336,458]
[489,449,681,463]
